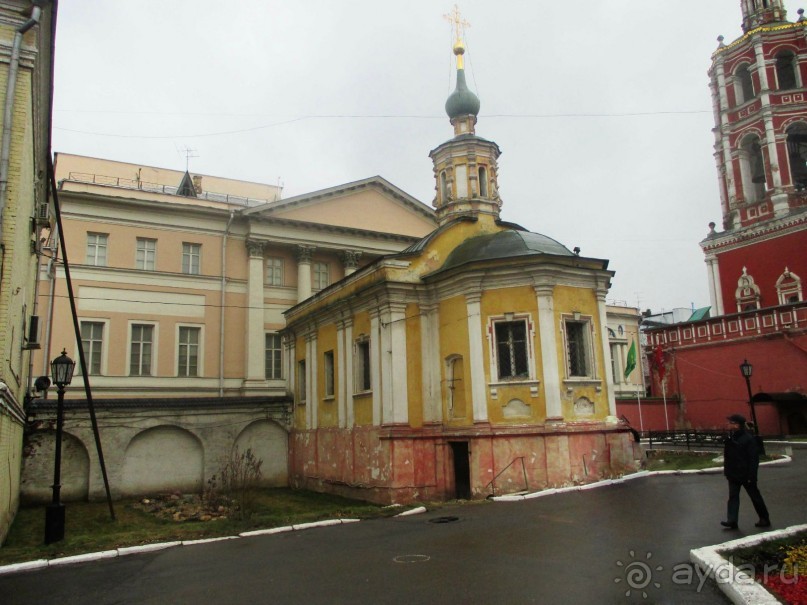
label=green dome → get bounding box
[445,69,480,119]
[441,229,574,272]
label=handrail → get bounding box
[486,456,529,497]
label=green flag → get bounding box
[624,341,637,379]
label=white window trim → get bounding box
[266,257,284,287]
[77,317,110,376]
[265,332,283,380]
[323,350,335,400]
[312,261,329,291]
[561,314,598,382]
[86,232,109,267]
[486,314,538,385]
[127,320,159,377]
[182,242,202,275]
[776,269,803,304]
[136,237,157,271]
[297,359,307,404]
[175,323,204,377]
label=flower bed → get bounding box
[730,531,807,604]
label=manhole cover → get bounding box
[393,554,430,563]
[428,516,459,524]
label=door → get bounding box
[450,441,471,500]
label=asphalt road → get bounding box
[2,447,804,605]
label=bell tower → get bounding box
[701,1,807,315]
[429,6,502,226]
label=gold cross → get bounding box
[443,4,470,45]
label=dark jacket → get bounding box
[723,428,760,482]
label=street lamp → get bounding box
[739,358,759,436]
[45,349,75,544]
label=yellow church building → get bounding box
[284,39,636,503]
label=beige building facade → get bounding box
[0,0,54,544]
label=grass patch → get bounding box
[0,488,396,566]
[644,450,781,472]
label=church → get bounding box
[284,31,635,503]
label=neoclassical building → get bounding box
[283,39,635,503]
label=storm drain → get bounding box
[428,515,459,524]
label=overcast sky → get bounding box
[51,1,794,313]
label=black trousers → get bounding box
[726,479,770,524]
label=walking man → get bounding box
[721,413,771,530]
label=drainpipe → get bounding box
[0,3,45,234]
[219,209,235,397]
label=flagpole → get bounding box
[662,381,669,431]
[636,387,644,433]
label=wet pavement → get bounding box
[1,446,804,604]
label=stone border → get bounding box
[690,523,807,605]
[491,456,791,502]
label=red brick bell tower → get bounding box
[701,0,807,314]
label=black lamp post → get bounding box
[45,349,75,544]
[739,358,759,436]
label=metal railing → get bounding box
[486,456,529,497]
[645,430,726,450]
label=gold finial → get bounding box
[443,4,470,69]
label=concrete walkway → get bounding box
[0,445,804,604]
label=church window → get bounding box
[739,135,766,202]
[776,51,798,90]
[786,123,807,190]
[735,64,755,105]
[494,320,529,379]
[564,318,595,378]
[354,338,371,393]
[298,360,307,403]
[440,170,449,202]
[323,350,335,398]
[776,268,803,304]
[455,164,468,198]
[445,355,467,419]
[735,267,762,312]
[478,166,488,197]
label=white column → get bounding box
[535,285,563,420]
[420,302,442,423]
[465,293,488,423]
[244,240,267,387]
[296,245,315,303]
[370,309,382,426]
[305,332,318,430]
[343,319,354,428]
[380,307,393,424]
[389,303,409,425]
[705,254,725,315]
[597,291,617,416]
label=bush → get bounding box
[215,447,264,520]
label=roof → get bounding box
[438,228,575,272]
[688,306,712,321]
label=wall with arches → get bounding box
[21,405,289,502]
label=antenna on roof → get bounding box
[176,145,199,172]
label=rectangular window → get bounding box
[566,320,592,378]
[494,320,529,379]
[265,333,282,380]
[354,339,371,392]
[298,360,307,403]
[182,243,201,275]
[80,321,104,375]
[136,238,157,271]
[312,262,329,290]
[324,350,335,398]
[130,324,154,376]
[178,326,200,377]
[86,233,108,266]
[267,257,284,286]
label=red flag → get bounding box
[653,345,666,381]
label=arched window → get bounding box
[786,123,807,190]
[776,268,803,304]
[776,51,798,90]
[735,64,755,105]
[735,267,762,312]
[739,134,766,202]
[440,170,449,202]
[478,166,488,197]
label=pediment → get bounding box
[244,177,436,238]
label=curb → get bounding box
[0,516,374,576]
[491,456,791,502]
[690,523,807,605]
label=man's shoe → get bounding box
[721,521,738,529]
[755,519,771,528]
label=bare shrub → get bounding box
[217,446,263,520]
